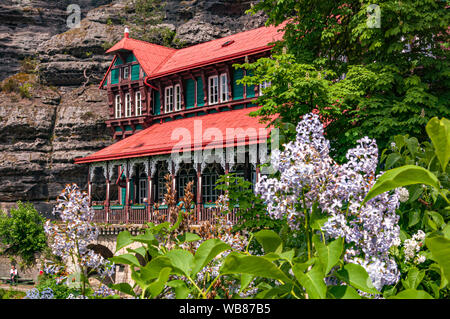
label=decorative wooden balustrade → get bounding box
[91,204,239,225]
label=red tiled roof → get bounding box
[74,107,273,164]
[100,25,284,87]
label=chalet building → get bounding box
[74,25,283,224]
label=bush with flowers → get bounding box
[108,114,448,299]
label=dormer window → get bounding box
[122,66,129,80]
[115,95,122,118]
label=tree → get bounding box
[0,202,47,266]
[240,0,449,161]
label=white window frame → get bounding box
[122,66,130,80]
[165,86,174,113]
[174,84,182,111]
[115,95,122,118]
[124,92,132,117]
[208,75,219,105]
[259,80,272,96]
[220,73,228,102]
[138,178,147,204]
[135,91,142,116]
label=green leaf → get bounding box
[312,235,344,275]
[177,232,202,243]
[140,256,173,281]
[328,285,361,299]
[147,267,171,298]
[426,211,445,230]
[239,274,254,294]
[109,283,135,297]
[165,249,194,277]
[425,236,450,283]
[133,229,158,245]
[388,289,434,299]
[426,117,450,172]
[167,280,190,299]
[310,208,329,230]
[115,231,134,252]
[402,267,425,290]
[254,229,283,253]
[126,246,148,260]
[109,253,141,268]
[220,252,292,283]
[292,263,327,299]
[191,239,230,276]
[385,153,402,169]
[336,263,379,294]
[362,165,440,206]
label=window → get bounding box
[124,93,132,117]
[177,164,196,199]
[174,84,182,111]
[208,76,219,105]
[165,86,174,113]
[156,162,169,203]
[202,163,223,203]
[115,95,122,118]
[259,81,271,96]
[220,73,228,102]
[135,91,142,116]
[122,66,129,80]
[138,177,147,204]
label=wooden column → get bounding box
[147,175,152,221]
[105,179,110,222]
[196,163,202,220]
[124,162,130,223]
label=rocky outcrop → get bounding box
[0,0,266,213]
[0,84,111,213]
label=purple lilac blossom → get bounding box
[255,113,401,291]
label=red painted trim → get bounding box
[99,55,117,89]
[144,76,159,90]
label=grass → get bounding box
[0,287,26,299]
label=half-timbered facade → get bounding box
[74,25,283,224]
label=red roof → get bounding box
[100,25,284,87]
[74,107,272,164]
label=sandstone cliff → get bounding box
[0,0,266,213]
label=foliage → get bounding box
[214,173,283,234]
[361,116,449,298]
[0,288,26,299]
[241,0,449,161]
[44,184,115,298]
[0,202,47,266]
[124,0,184,48]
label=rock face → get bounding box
[0,0,266,213]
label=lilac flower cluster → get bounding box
[93,285,116,298]
[255,113,401,291]
[44,184,114,279]
[25,288,54,299]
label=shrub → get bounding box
[0,202,47,266]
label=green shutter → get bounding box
[196,77,204,106]
[131,64,140,81]
[185,78,195,109]
[233,68,244,100]
[111,68,119,85]
[154,91,161,115]
[246,69,255,98]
